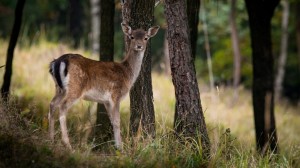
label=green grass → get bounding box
[1,40,300,167]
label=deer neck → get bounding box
[122,49,145,85]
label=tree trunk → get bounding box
[275,0,289,101]
[164,0,210,158]
[229,0,241,103]
[93,0,115,147]
[187,0,200,61]
[296,3,300,71]
[201,1,215,98]
[163,33,171,75]
[245,0,280,154]
[128,0,156,139]
[69,0,83,49]
[1,0,26,99]
[90,0,100,55]
[121,0,131,53]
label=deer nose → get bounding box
[136,45,143,50]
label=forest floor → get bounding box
[0,40,300,167]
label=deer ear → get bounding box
[121,23,132,36]
[147,26,160,38]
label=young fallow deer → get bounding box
[48,23,159,150]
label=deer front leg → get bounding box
[106,102,122,150]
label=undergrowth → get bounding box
[0,40,300,167]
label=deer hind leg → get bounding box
[49,89,65,141]
[105,101,122,150]
[58,96,79,150]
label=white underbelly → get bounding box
[82,89,111,104]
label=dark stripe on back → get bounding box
[54,61,63,89]
[64,60,68,77]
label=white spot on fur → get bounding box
[60,62,69,89]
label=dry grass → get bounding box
[1,40,300,167]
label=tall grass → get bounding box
[0,39,300,167]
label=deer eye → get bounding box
[130,36,134,39]
[144,37,149,41]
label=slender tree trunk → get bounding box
[1,0,26,99]
[90,0,100,55]
[296,3,300,71]
[94,0,115,146]
[275,0,289,101]
[128,0,156,138]
[163,32,171,75]
[245,0,280,154]
[187,0,200,61]
[201,1,215,97]
[164,0,210,159]
[229,0,241,102]
[69,0,83,48]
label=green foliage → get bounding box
[196,0,253,88]
[212,39,233,84]
[283,53,300,101]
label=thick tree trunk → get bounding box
[187,0,200,60]
[229,0,241,102]
[90,0,100,55]
[94,0,115,146]
[245,0,280,154]
[275,0,289,101]
[69,0,83,48]
[1,0,26,99]
[164,0,210,158]
[121,0,131,53]
[99,0,114,61]
[128,0,156,138]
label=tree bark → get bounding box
[1,0,26,99]
[121,0,131,53]
[164,0,210,158]
[245,0,279,154]
[229,0,241,102]
[90,0,100,55]
[275,0,289,101]
[69,0,83,48]
[93,0,115,147]
[187,0,200,61]
[128,0,156,138]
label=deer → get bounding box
[48,23,159,150]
